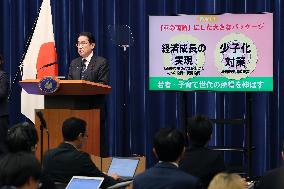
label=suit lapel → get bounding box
[74,58,83,79]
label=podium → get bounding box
[19,79,111,160]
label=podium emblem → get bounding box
[38,77,60,94]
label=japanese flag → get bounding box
[21,0,58,123]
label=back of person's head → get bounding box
[153,127,185,162]
[0,152,41,188]
[208,173,245,189]
[78,32,95,44]
[187,114,213,147]
[62,117,86,142]
[6,122,38,153]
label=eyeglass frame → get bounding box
[76,41,92,47]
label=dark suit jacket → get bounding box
[68,55,109,85]
[256,166,284,189]
[133,162,202,189]
[0,70,8,116]
[42,143,117,189]
[0,70,9,155]
[179,146,226,188]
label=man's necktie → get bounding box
[81,59,87,79]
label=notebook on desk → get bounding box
[107,157,140,181]
[65,176,104,189]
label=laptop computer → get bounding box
[65,176,104,189]
[107,157,140,181]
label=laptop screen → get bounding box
[66,176,104,189]
[107,157,139,178]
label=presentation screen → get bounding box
[149,13,273,91]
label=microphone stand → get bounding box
[36,111,49,163]
[39,125,50,164]
[39,121,44,163]
[39,123,50,164]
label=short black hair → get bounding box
[6,122,39,153]
[62,117,86,141]
[0,152,41,187]
[187,114,213,147]
[154,128,185,162]
[78,32,95,44]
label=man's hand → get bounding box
[108,173,121,180]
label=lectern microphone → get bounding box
[36,110,48,132]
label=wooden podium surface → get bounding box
[20,79,111,95]
[20,79,111,160]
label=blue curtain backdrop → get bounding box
[0,0,282,176]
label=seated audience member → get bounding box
[179,115,226,188]
[133,128,202,189]
[0,152,41,189]
[5,122,55,189]
[255,141,284,189]
[208,173,245,189]
[6,122,38,153]
[42,117,119,189]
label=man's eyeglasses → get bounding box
[76,41,90,47]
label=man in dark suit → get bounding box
[255,141,284,189]
[68,32,109,156]
[179,115,226,188]
[42,117,119,189]
[133,128,202,189]
[68,32,109,84]
[0,54,9,154]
